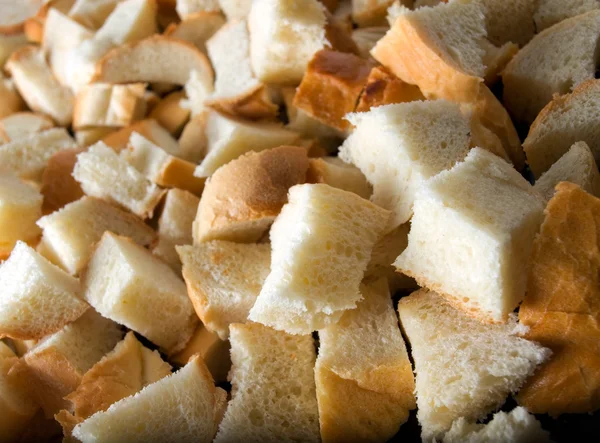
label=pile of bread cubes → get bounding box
[1,0,599,441]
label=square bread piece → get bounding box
[0,173,42,258]
[306,157,372,199]
[40,148,85,214]
[316,279,415,442]
[37,196,156,275]
[215,322,320,442]
[82,232,198,355]
[249,183,390,334]
[395,148,545,323]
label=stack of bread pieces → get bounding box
[1,0,600,442]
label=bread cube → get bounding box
[75,127,116,147]
[102,119,180,155]
[82,232,197,355]
[395,148,545,323]
[176,0,221,18]
[148,91,190,136]
[0,74,26,120]
[95,0,157,46]
[0,112,54,143]
[68,0,121,29]
[40,148,85,213]
[307,157,372,199]
[534,0,600,31]
[249,184,391,334]
[355,65,424,113]
[340,100,472,229]
[218,0,252,19]
[164,11,224,54]
[38,197,156,275]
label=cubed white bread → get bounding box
[398,289,551,442]
[503,10,600,124]
[82,232,198,355]
[164,11,224,54]
[148,91,190,136]
[478,0,536,47]
[352,26,387,59]
[37,196,156,275]
[443,407,551,443]
[122,132,205,196]
[0,112,54,143]
[23,309,123,416]
[248,0,329,85]
[340,100,472,229]
[534,142,600,201]
[40,148,85,214]
[306,157,372,199]
[249,184,391,334]
[534,0,600,31]
[66,37,117,93]
[0,0,44,34]
[152,188,199,271]
[73,355,220,443]
[0,128,76,180]
[68,0,121,29]
[523,79,600,178]
[215,322,320,442]
[0,74,26,119]
[73,142,166,219]
[176,0,221,17]
[94,0,158,46]
[316,279,415,442]
[75,127,117,147]
[352,0,396,26]
[177,241,271,340]
[178,113,209,163]
[194,146,308,243]
[5,45,74,126]
[0,173,42,257]
[0,33,28,67]
[73,83,147,130]
[194,111,301,178]
[218,0,252,19]
[102,119,180,156]
[395,148,545,323]
[206,20,278,120]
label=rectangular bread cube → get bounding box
[82,232,198,355]
[306,157,372,199]
[95,0,158,46]
[148,91,190,136]
[40,148,85,214]
[395,148,545,323]
[0,112,54,143]
[75,128,116,147]
[102,119,181,155]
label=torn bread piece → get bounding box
[37,196,156,275]
[478,0,536,47]
[194,146,308,243]
[0,112,54,143]
[68,0,121,29]
[164,11,224,54]
[306,157,372,199]
[0,74,25,119]
[73,142,166,219]
[534,0,600,32]
[178,241,271,340]
[398,289,550,442]
[82,232,197,355]
[102,119,180,155]
[73,355,221,443]
[40,148,85,214]
[249,184,390,334]
[215,322,320,442]
[395,148,544,323]
[148,91,190,136]
[316,279,415,442]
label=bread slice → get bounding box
[443,407,550,443]
[316,279,415,442]
[178,241,271,339]
[164,11,224,53]
[5,45,74,126]
[37,196,156,275]
[398,289,550,442]
[68,0,121,29]
[0,74,25,119]
[352,0,396,26]
[0,127,76,180]
[218,0,252,19]
[40,148,85,214]
[306,157,371,199]
[23,308,123,416]
[176,0,221,18]
[340,100,472,229]
[194,111,301,178]
[215,322,320,442]
[478,0,536,47]
[179,113,209,163]
[82,232,197,355]
[148,91,190,136]
[122,132,205,195]
[534,0,600,31]
[395,148,545,323]
[64,36,116,93]
[248,0,329,85]
[152,188,199,271]
[517,182,600,416]
[73,142,166,219]
[293,49,375,131]
[102,119,181,156]
[0,112,54,144]
[0,173,42,257]
[523,80,600,178]
[194,146,308,242]
[249,184,390,334]
[72,355,221,443]
[503,10,600,124]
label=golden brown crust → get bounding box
[23,2,49,44]
[41,148,85,214]
[157,156,206,196]
[148,91,191,136]
[102,119,169,153]
[355,66,425,113]
[0,78,26,119]
[206,84,279,121]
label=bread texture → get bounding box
[218,0,252,19]
[194,146,308,242]
[40,148,85,214]
[176,0,221,18]
[68,0,121,29]
[76,127,117,147]
[517,182,600,416]
[37,196,156,275]
[148,91,190,136]
[398,289,550,442]
[102,119,180,156]
[178,113,209,163]
[164,11,224,53]
[82,232,197,355]
[249,184,391,334]
[178,241,271,340]
[0,112,54,143]
[306,157,372,199]
[534,0,600,31]
[215,322,320,442]
[316,279,415,442]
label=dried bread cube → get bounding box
[164,11,224,53]
[178,241,271,340]
[0,112,54,144]
[76,127,117,147]
[82,232,197,355]
[355,65,424,113]
[72,355,221,443]
[37,196,156,275]
[316,279,415,442]
[176,0,221,18]
[249,184,391,334]
[215,323,320,442]
[102,119,180,155]
[306,157,372,199]
[148,91,190,136]
[398,289,550,442]
[94,0,158,46]
[340,100,472,229]
[217,0,252,19]
[0,74,25,119]
[40,148,85,214]
[73,142,165,219]
[534,0,600,31]
[195,146,308,242]
[0,241,88,340]
[68,0,121,29]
